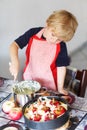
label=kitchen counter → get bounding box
[0,77,87,130]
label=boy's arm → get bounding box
[9,41,20,80]
[57,66,68,95]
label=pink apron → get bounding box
[23,29,60,91]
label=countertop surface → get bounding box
[0,77,87,130]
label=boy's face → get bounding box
[44,27,62,44]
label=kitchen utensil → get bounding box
[12,80,41,95]
[22,96,69,130]
[12,80,41,106]
[14,93,30,107]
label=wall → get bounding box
[0,0,87,80]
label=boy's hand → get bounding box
[58,88,68,96]
[9,62,19,81]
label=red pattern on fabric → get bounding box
[50,44,60,90]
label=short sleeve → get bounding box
[56,42,70,67]
[15,27,43,49]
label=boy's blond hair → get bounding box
[46,10,78,42]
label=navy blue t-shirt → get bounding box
[15,27,70,67]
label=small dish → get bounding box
[0,123,23,130]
